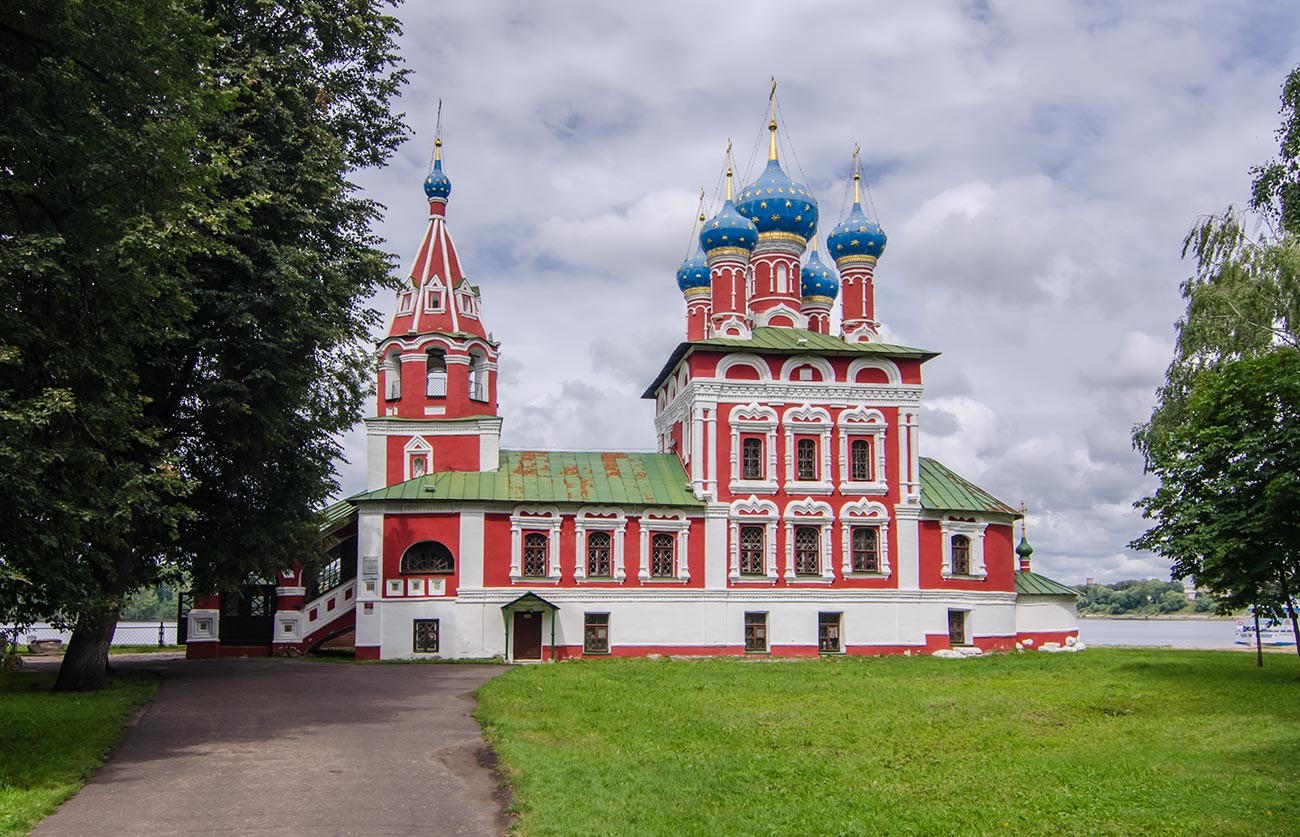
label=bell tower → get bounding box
[367,120,503,489]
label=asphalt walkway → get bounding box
[33,657,510,836]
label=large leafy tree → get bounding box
[0,0,407,690]
[1133,67,1300,658]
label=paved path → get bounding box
[34,658,510,836]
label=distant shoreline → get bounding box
[1077,614,1238,621]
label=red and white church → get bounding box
[184,111,1079,662]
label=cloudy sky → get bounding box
[338,0,1300,584]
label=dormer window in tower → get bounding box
[397,291,415,314]
[422,277,445,312]
[383,350,402,401]
[468,349,488,402]
[458,288,477,317]
[425,348,447,398]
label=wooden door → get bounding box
[513,610,543,660]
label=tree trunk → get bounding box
[52,607,121,691]
[1254,612,1264,668]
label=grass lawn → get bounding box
[476,649,1300,836]
[0,669,159,837]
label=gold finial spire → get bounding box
[1020,501,1028,539]
[698,188,707,224]
[768,76,779,162]
[434,98,443,162]
[725,139,735,201]
[809,231,820,254]
[852,143,862,205]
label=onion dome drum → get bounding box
[800,238,839,301]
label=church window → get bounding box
[776,263,788,293]
[851,527,880,573]
[651,533,675,578]
[409,454,428,478]
[423,286,443,312]
[818,612,842,653]
[426,349,447,397]
[948,609,968,646]
[586,531,612,577]
[469,350,488,402]
[744,612,768,652]
[739,525,765,575]
[383,351,402,401]
[794,526,821,575]
[400,541,455,574]
[951,535,971,575]
[796,438,818,481]
[413,619,439,653]
[584,613,610,654]
[741,437,764,480]
[398,291,415,314]
[523,533,549,577]
[850,438,872,481]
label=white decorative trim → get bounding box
[779,355,836,383]
[727,496,779,582]
[784,404,833,494]
[728,402,779,494]
[754,303,805,329]
[638,509,691,582]
[573,506,627,582]
[186,609,219,642]
[716,353,770,381]
[838,406,889,495]
[940,517,988,579]
[840,499,892,577]
[510,505,563,583]
[783,498,835,582]
[365,417,504,436]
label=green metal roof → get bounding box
[919,457,1017,516]
[319,499,356,538]
[1015,571,1080,598]
[350,450,703,507]
[643,327,939,398]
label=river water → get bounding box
[1079,618,1251,649]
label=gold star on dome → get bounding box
[712,221,720,228]
[777,187,785,193]
[722,234,729,241]
[857,225,867,232]
[759,201,768,208]
[766,188,774,194]
[850,239,860,246]
[794,215,802,222]
[836,244,844,250]
[770,214,780,222]
[784,201,792,208]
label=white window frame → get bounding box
[784,404,833,495]
[422,276,445,313]
[783,498,834,583]
[729,403,778,493]
[840,499,891,577]
[382,351,402,401]
[397,291,416,314]
[939,518,988,579]
[838,406,888,495]
[403,436,432,481]
[728,496,779,582]
[573,506,626,582]
[510,506,562,583]
[638,510,691,583]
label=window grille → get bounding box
[744,612,768,652]
[413,619,439,653]
[318,558,342,590]
[523,533,548,577]
[818,612,842,653]
[584,613,609,654]
[401,541,455,574]
[796,438,817,481]
[586,531,612,577]
[850,438,872,481]
[426,351,447,397]
[651,533,675,578]
[951,535,971,575]
[948,610,967,646]
[741,437,763,480]
[470,381,487,402]
[739,525,765,575]
[794,526,820,575]
[852,527,879,573]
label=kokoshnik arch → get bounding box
[183,99,1080,662]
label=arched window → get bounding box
[776,263,788,293]
[586,531,612,577]
[468,350,488,402]
[742,437,764,480]
[794,526,820,575]
[796,438,818,481]
[523,533,549,577]
[951,535,971,575]
[651,533,675,578]
[383,351,402,401]
[400,541,455,574]
[850,438,872,481]
[426,349,447,398]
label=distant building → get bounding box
[184,103,1080,661]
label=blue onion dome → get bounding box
[800,237,839,301]
[423,140,452,201]
[828,162,887,263]
[700,167,758,254]
[737,160,818,240]
[676,242,711,293]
